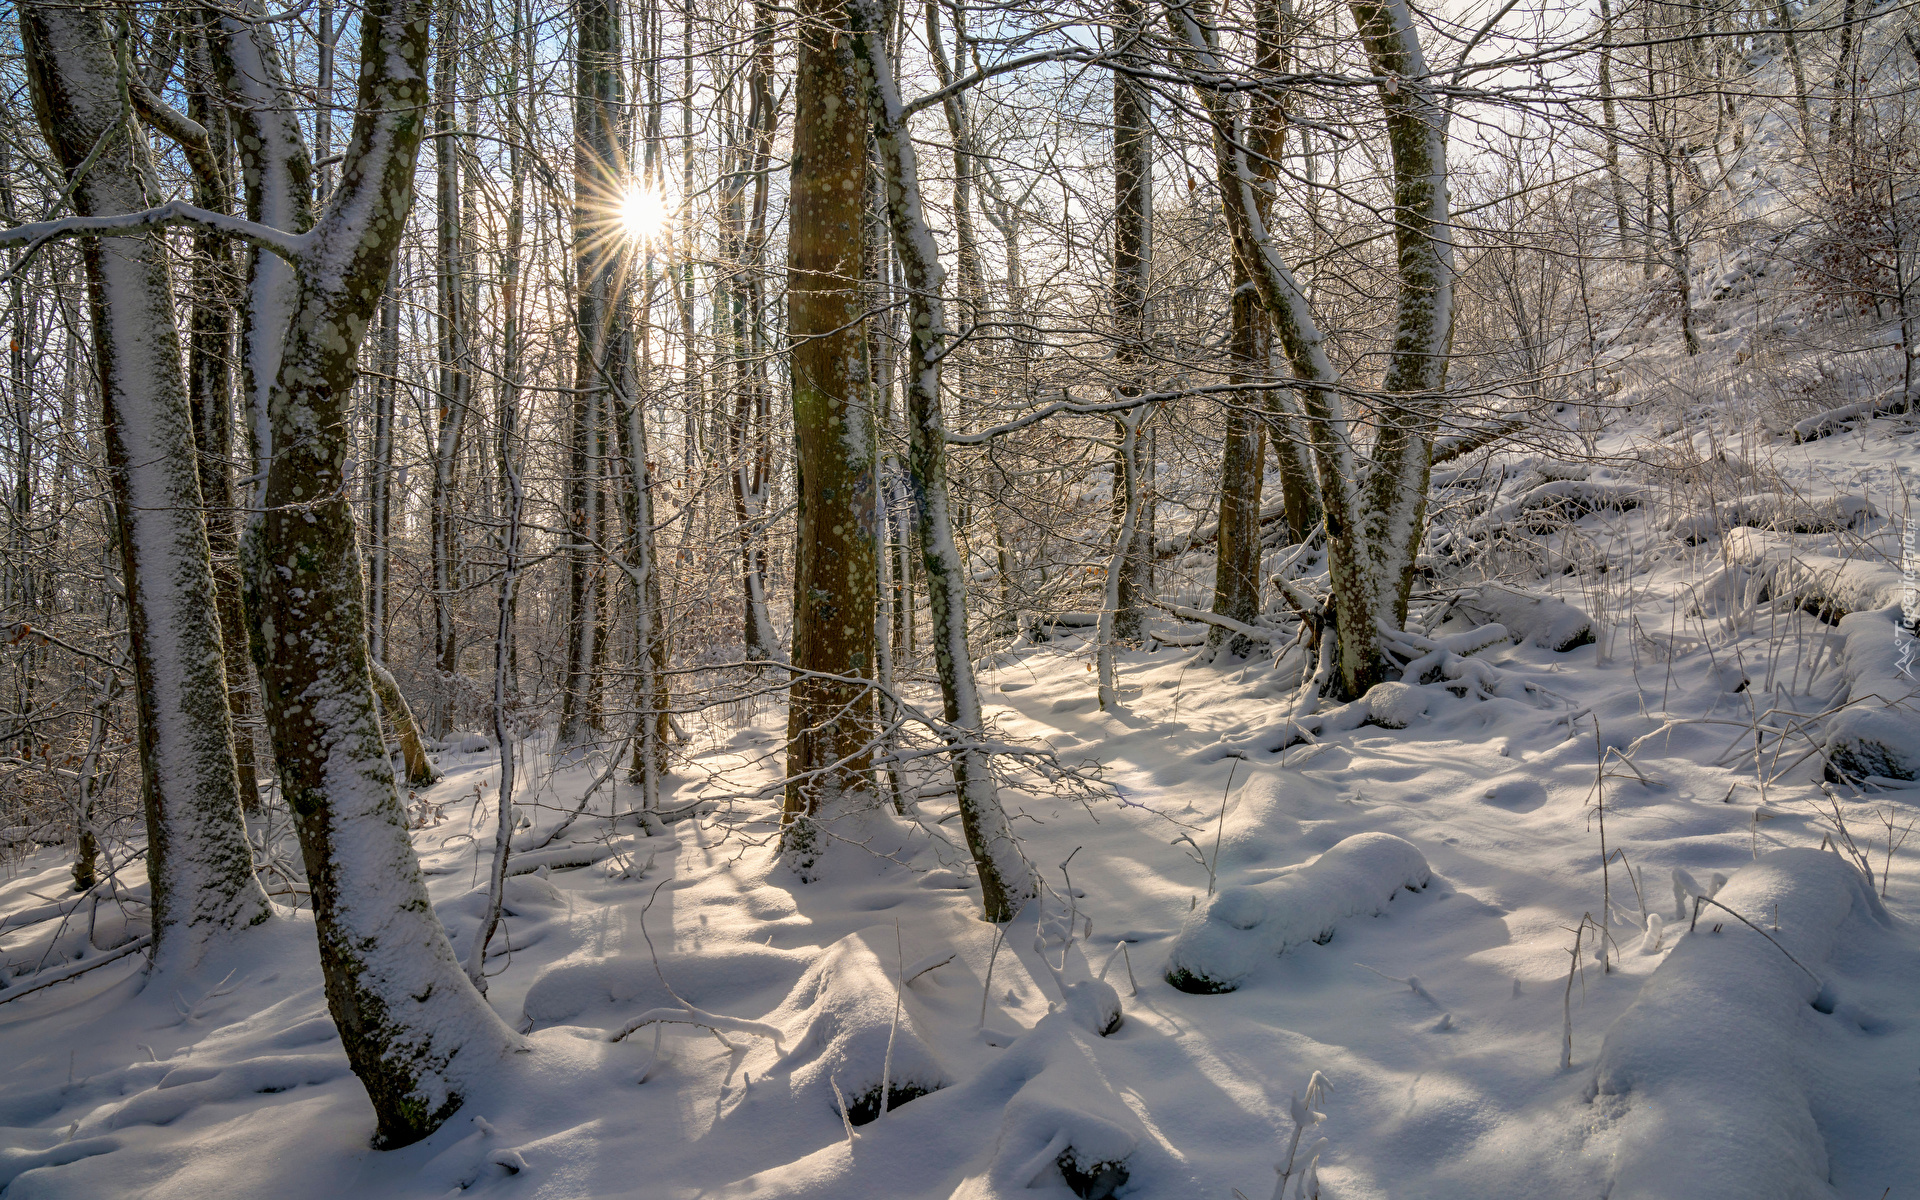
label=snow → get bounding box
[8,523,1919,1197]
[1588,848,1893,1199]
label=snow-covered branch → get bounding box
[0,199,309,263]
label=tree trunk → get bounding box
[1168,0,1452,700]
[1210,263,1268,659]
[559,0,625,749]
[725,0,780,662]
[211,0,514,1147]
[369,280,398,664]
[175,32,265,814]
[22,0,270,972]
[783,0,879,870]
[370,660,440,788]
[430,0,470,734]
[1112,0,1154,644]
[851,0,1035,920]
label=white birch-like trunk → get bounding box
[851,0,1034,921]
[20,0,270,972]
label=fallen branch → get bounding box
[0,935,150,1005]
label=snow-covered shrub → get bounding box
[1164,833,1431,994]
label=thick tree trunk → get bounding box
[783,0,879,870]
[22,0,270,972]
[210,0,514,1148]
[852,0,1035,921]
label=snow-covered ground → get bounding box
[3,405,1918,1199]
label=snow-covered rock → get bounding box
[1667,491,1875,544]
[766,927,953,1124]
[1824,606,1920,782]
[1164,833,1432,994]
[1716,529,1905,619]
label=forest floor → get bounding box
[3,410,1919,1199]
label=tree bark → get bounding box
[1210,264,1268,659]
[1167,0,1452,700]
[430,0,470,734]
[22,0,270,972]
[851,0,1035,920]
[1111,0,1154,645]
[210,0,515,1147]
[783,0,879,870]
[559,0,625,749]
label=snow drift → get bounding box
[1588,848,1890,1200]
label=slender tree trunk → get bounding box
[22,0,270,972]
[175,33,265,814]
[1597,0,1633,248]
[1210,264,1268,659]
[1169,0,1452,699]
[559,0,625,750]
[783,0,879,870]
[1112,0,1154,644]
[430,0,470,734]
[369,280,398,663]
[726,0,780,662]
[370,660,439,787]
[852,0,1034,919]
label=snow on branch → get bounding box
[0,199,309,265]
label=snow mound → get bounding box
[1454,585,1595,652]
[1824,606,1920,782]
[1588,848,1888,1200]
[1484,477,1646,531]
[1164,833,1432,994]
[955,1014,1145,1200]
[765,926,952,1124]
[521,942,808,1028]
[1363,681,1427,728]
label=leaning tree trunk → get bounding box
[783,0,879,872]
[1168,0,1451,700]
[210,0,515,1148]
[20,0,270,972]
[851,0,1035,921]
[370,661,440,788]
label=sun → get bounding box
[618,186,669,243]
